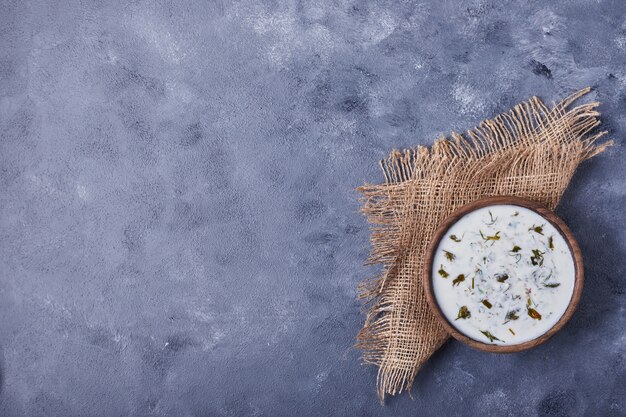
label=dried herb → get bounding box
[495,273,509,283]
[509,328,516,335]
[530,249,545,266]
[510,245,521,253]
[527,308,542,320]
[485,210,498,225]
[444,250,455,261]
[529,224,544,235]
[512,211,519,216]
[456,306,471,320]
[437,265,449,278]
[548,236,554,250]
[482,299,493,309]
[452,274,465,286]
[480,330,503,343]
[544,283,561,288]
[471,276,475,289]
[480,230,501,241]
[449,234,462,242]
[504,310,519,323]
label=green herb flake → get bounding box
[449,234,462,242]
[529,224,545,235]
[510,245,521,253]
[480,330,504,343]
[544,283,561,288]
[485,210,498,225]
[480,230,501,241]
[444,250,455,261]
[482,299,493,309]
[509,328,516,335]
[495,273,509,283]
[455,306,471,320]
[504,310,519,323]
[437,265,449,278]
[548,236,554,250]
[527,308,542,320]
[452,274,465,286]
[530,249,545,266]
[472,276,475,289]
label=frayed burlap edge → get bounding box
[356,87,612,403]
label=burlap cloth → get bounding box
[356,88,612,402]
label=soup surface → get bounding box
[431,205,575,345]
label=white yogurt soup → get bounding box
[431,205,575,345]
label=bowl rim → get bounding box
[422,196,584,353]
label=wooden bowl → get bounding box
[423,196,584,353]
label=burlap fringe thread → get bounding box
[356,88,612,403]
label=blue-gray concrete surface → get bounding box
[1,0,625,416]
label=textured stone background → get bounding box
[1,0,625,416]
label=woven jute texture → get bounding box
[356,88,612,402]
